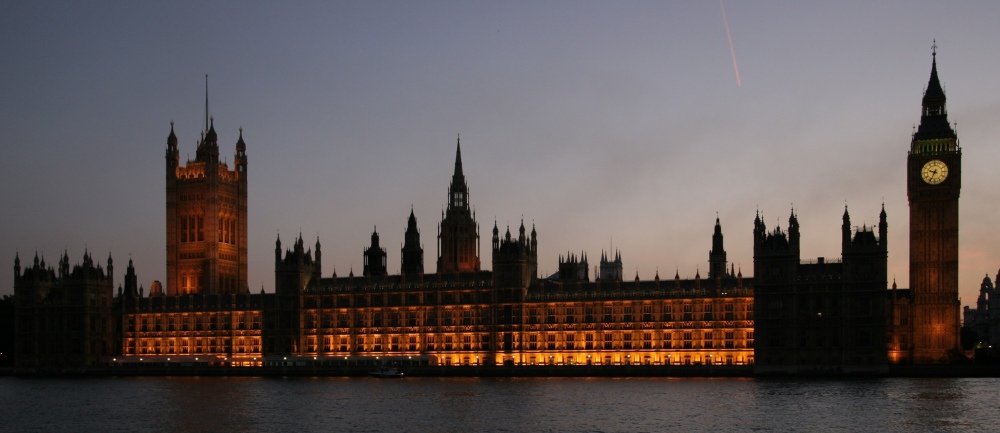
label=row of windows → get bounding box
[130,314,261,332]
[126,337,261,355]
[180,215,204,243]
[525,303,751,323]
[299,331,755,353]
[303,292,491,308]
[179,214,240,245]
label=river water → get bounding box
[0,376,995,432]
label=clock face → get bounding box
[921,159,948,185]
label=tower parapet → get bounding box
[364,227,388,277]
[492,221,537,289]
[275,234,318,295]
[558,251,589,282]
[599,251,623,282]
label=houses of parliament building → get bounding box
[13,52,964,373]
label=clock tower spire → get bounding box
[905,43,961,363]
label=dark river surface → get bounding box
[0,376,995,432]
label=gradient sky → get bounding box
[3,2,1000,309]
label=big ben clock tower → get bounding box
[907,44,961,363]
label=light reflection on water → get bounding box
[0,376,996,432]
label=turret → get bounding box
[314,237,322,280]
[166,122,180,171]
[709,216,727,279]
[124,258,138,298]
[364,227,388,277]
[275,234,282,265]
[107,253,114,289]
[492,221,500,251]
[879,203,888,252]
[842,205,852,252]
[401,209,424,276]
[235,127,248,176]
[788,209,800,256]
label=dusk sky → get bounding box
[3,2,1000,308]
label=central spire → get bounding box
[448,135,468,209]
[453,135,465,182]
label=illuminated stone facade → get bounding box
[165,119,248,296]
[271,227,754,367]
[118,289,265,367]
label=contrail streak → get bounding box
[720,0,741,87]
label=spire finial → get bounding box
[932,39,937,57]
[204,74,210,133]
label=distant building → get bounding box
[962,272,1000,352]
